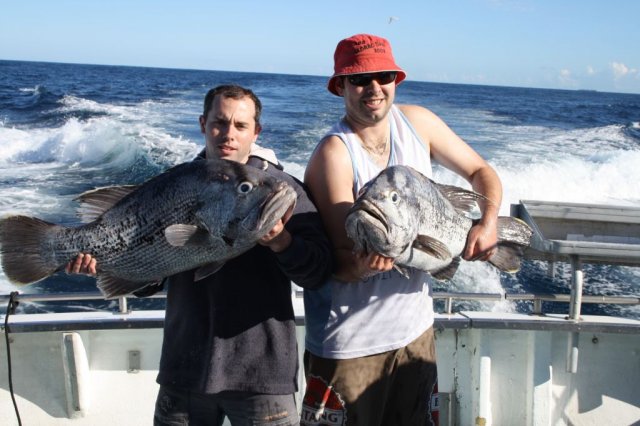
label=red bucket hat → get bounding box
[328,34,406,96]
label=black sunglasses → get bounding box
[346,71,398,87]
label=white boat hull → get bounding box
[2,305,639,425]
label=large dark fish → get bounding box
[345,165,532,280]
[0,159,297,298]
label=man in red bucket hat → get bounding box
[327,34,407,96]
[302,34,503,425]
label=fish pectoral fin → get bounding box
[97,274,150,299]
[75,185,139,223]
[431,257,461,281]
[488,243,526,273]
[413,235,452,260]
[194,262,226,281]
[165,224,211,247]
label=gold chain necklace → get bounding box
[361,136,389,157]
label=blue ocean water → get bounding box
[1,60,639,317]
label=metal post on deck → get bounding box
[568,255,583,321]
[566,255,583,373]
[477,355,492,426]
[117,296,128,314]
[547,260,556,278]
[533,299,543,315]
[445,297,453,314]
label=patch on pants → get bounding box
[300,376,346,425]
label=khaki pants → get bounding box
[301,327,438,426]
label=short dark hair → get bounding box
[202,84,262,129]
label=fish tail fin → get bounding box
[488,243,527,273]
[489,217,533,273]
[0,215,63,284]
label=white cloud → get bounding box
[611,62,638,80]
[612,62,629,79]
[558,69,577,87]
[586,66,595,75]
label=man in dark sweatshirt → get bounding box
[68,84,332,425]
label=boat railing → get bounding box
[511,200,640,321]
[1,290,638,317]
[436,292,640,315]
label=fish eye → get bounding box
[390,191,400,203]
[237,181,254,194]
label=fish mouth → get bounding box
[257,183,297,230]
[349,200,390,234]
[346,199,395,256]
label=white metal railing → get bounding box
[1,290,638,317]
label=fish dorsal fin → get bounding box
[413,235,452,260]
[431,257,461,281]
[165,224,212,247]
[97,273,158,299]
[75,185,139,223]
[194,261,226,281]
[433,182,489,215]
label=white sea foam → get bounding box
[442,261,516,313]
[496,147,640,214]
[0,126,40,163]
[1,106,199,169]
[430,121,640,214]
[58,95,124,115]
[281,161,305,181]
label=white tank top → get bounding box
[304,105,435,359]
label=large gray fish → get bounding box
[0,158,297,298]
[345,165,532,280]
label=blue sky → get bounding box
[1,0,639,94]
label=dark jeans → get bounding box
[154,385,300,426]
